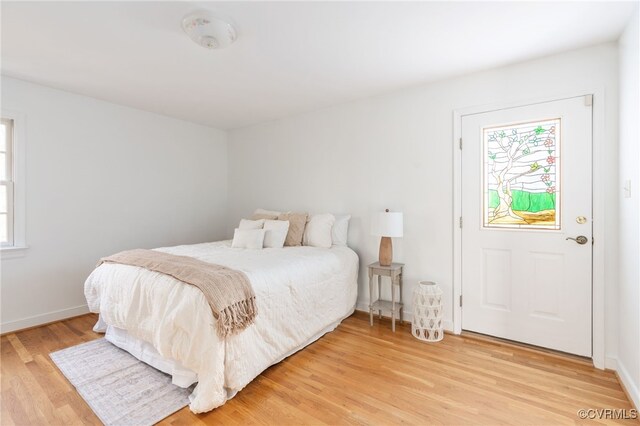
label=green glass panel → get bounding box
[483,118,561,230]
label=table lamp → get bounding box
[371,209,403,266]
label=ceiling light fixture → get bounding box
[182,12,237,50]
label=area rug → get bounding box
[50,338,193,426]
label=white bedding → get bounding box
[104,325,199,388]
[84,240,359,413]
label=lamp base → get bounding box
[379,237,393,266]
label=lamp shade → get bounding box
[371,211,403,238]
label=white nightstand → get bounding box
[368,262,404,332]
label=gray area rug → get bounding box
[50,338,193,426]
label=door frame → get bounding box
[452,89,605,369]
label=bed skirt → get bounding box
[98,305,355,401]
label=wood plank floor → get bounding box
[1,312,636,425]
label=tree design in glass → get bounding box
[483,118,560,229]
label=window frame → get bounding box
[0,109,27,257]
[1,117,15,247]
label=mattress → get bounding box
[85,240,359,413]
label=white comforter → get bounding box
[84,241,359,413]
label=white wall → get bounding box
[617,8,640,408]
[228,43,620,358]
[0,38,631,401]
[0,76,228,332]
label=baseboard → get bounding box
[605,356,618,370]
[354,302,454,332]
[613,358,640,410]
[0,304,90,334]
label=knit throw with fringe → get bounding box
[98,249,256,338]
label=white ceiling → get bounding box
[1,1,636,130]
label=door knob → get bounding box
[566,236,588,245]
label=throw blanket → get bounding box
[98,249,256,338]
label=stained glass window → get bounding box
[483,118,560,230]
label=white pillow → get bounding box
[238,219,265,229]
[253,208,282,217]
[231,228,265,249]
[303,214,336,248]
[263,220,290,248]
[331,215,351,246]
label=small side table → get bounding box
[368,262,404,332]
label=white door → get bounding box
[461,96,592,357]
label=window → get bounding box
[0,111,26,255]
[0,118,14,246]
[482,118,561,230]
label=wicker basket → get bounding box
[411,281,443,342]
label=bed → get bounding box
[84,240,359,413]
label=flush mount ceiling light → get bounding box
[182,12,237,50]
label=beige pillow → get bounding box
[253,208,281,215]
[278,212,308,246]
[251,213,278,220]
[238,218,265,229]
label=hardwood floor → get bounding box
[1,312,636,425]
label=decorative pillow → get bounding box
[254,208,282,216]
[331,215,351,246]
[263,220,290,248]
[251,213,278,220]
[277,212,308,246]
[238,218,265,229]
[303,214,336,248]
[231,228,265,249]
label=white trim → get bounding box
[590,87,607,370]
[0,109,27,252]
[354,302,454,332]
[0,245,29,259]
[607,357,640,410]
[605,356,618,370]
[453,110,462,335]
[0,304,90,334]
[452,88,606,369]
